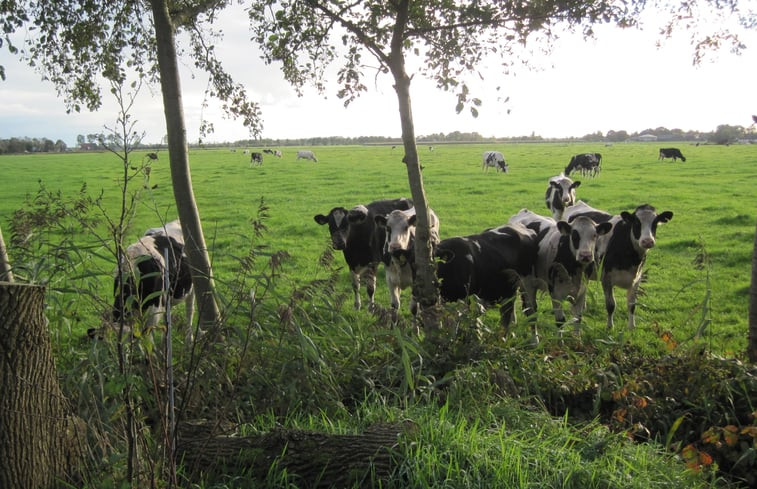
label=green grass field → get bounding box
[1,142,755,355]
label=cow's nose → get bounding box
[641,238,655,249]
[578,251,593,263]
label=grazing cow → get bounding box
[314,198,413,309]
[482,151,508,173]
[565,153,601,177]
[263,149,274,155]
[274,150,282,158]
[544,174,580,220]
[658,148,686,162]
[435,223,539,331]
[91,224,195,342]
[374,206,441,315]
[566,203,673,330]
[297,150,318,162]
[509,209,612,332]
[250,152,263,166]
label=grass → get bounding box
[1,142,754,356]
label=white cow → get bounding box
[297,150,318,162]
[482,151,508,172]
[545,174,581,221]
[374,206,440,316]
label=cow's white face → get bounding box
[558,216,612,265]
[622,205,674,251]
[385,210,417,254]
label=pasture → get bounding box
[0,142,755,355]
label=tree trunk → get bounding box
[748,219,757,362]
[177,421,414,487]
[150,0,221,331]
[388,1,442,332]
[0,282,83,488]
[0,225,13,282]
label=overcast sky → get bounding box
[1,6,755,147]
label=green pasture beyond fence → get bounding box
[1,142,755,356]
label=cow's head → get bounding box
[621,205,674,251]
[375,209,417,258]
[548,177,580,209]
[557,216,612,265]
[314,207,350,249]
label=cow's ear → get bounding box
[557,221,572,235]
[374,215,388,226]
[408,214,417,226]
[657,211,674,224]
[314,214,328,225]
[347,205,369,224]
[597,222,613,236]
[571,181,581,189]
[435,248,455,263]
[620,211,634,222]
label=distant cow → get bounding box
[250,152,263,166]
[658,148,686,162]
[566,202,673,330]
[297,150,318,162]
[435,223,539,331]
[482,151,508,173]
[91,222,195,342]
[314,198,413,309]
[263,149,274,155]
[545,174,580,220]
[374,206,441,315]
[509,209,612,333]
[565,153,601,177]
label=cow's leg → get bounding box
[519,278,540,344]
[385,269,401,321]
[364,266,377,309]
[626,279,641,330]
[602,277,616,330]
[351,269,362,309]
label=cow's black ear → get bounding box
[597,222,613,236]
[374,215,388,226]
[657,211,673,223]
[408,214,417,226]
[571,181,581,189]
[620,211,634,222]
[435,248,455,263]
[556,220,572,235]
[314,214,328,225]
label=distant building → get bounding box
[79,143,98,151]
[635,134,658,142]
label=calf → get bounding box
[435,223,538,331]
[509,209,612,333]
[567,203,674,330]
[545,174,581,220]
[374,206,440,316]
[658,148,686,162]
[314,198,413,309]
[565,153,601,177]
[482,151,508,173]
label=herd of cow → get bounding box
[102,146,682,343]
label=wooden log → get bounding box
[177,421,416,488]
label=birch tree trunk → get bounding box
[150,0,221,331]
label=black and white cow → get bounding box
[250,152,263,166]
[565,203,673,330]
[374,206,440,316]
[658,148,686,162]
[297,150,318,162]
[314,198,413,309]
[482,151,508,173]
[93,222,195,342]
[565,153,601,177]
[509,209,612,333]
[435,223,539,330]
[545,174,581,221]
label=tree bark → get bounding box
[748,218,757,362]
[150,0,221,331]
[0,282,83,488]
[177,421,414,487]
[388,0,442,332]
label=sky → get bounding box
[0,6,755,147]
